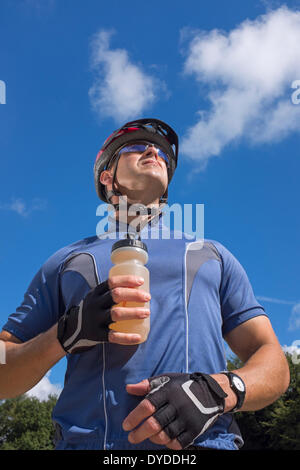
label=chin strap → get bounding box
[107,194,165,240]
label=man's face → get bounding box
[110,143,169,201]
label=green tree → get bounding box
[0,394,57,450]
[227,352,300,450]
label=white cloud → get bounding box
[88,30,165,123]
[288,302,300,331]
[0,197,46,217]
[282,342,300,365]
[282,343,300,355]
[181,6,300,163]
[256,295,296,305]
[25,371,62,401]
[257,296,300,332]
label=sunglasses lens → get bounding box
[156,149,169,165]
[120,145,146,153]
[119,143,169,166]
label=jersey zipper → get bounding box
[78,251,109,450]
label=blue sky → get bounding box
[0,0,300,398]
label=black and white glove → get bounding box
[57,280,114,354]
[146,372,228,449]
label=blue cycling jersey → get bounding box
[2,217,266,450]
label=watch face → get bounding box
[232,376,245,392]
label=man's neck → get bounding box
[106,192,164,234]
[118,206,161,226]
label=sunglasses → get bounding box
[118,143,169,166]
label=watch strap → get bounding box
[220,371,246,413]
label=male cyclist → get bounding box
[0,119,289,450]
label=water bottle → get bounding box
[108,238,150,344]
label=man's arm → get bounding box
[214,315,290,411]
[0,326,66,400]
[123,315,290,449]
[0,274,151,399]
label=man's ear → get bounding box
[100,169,113,187]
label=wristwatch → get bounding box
[220,372,246,412]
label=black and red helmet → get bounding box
[94,118,179,203]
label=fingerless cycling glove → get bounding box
[146,372,228,449]
[57,280,114,354]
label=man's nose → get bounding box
[144,145,158,158]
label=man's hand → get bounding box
[57,275,150,353]
[123,379,182,450]
[108,275,151,345]
[123,372,228,449]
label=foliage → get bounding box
[0,394,57,450]
[228,353,300,450]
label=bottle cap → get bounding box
[111,237,148,253]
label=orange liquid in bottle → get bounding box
[109,242,150,344]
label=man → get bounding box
[0,119,289,451]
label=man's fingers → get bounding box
[108,331,142,345]
[108,275,151,304]
[110,306,150,322]
[149,429,172,446]
[128,416,162,444]
[165,439,183,450]
[108,275,144,290]
[149,431,182,450]
[111,286,151,304]
[122,382,183,449]
[126,379,151,396]
[122,398,155,431]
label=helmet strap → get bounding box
[104,152,168,237]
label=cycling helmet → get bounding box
[94,118,179,204]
